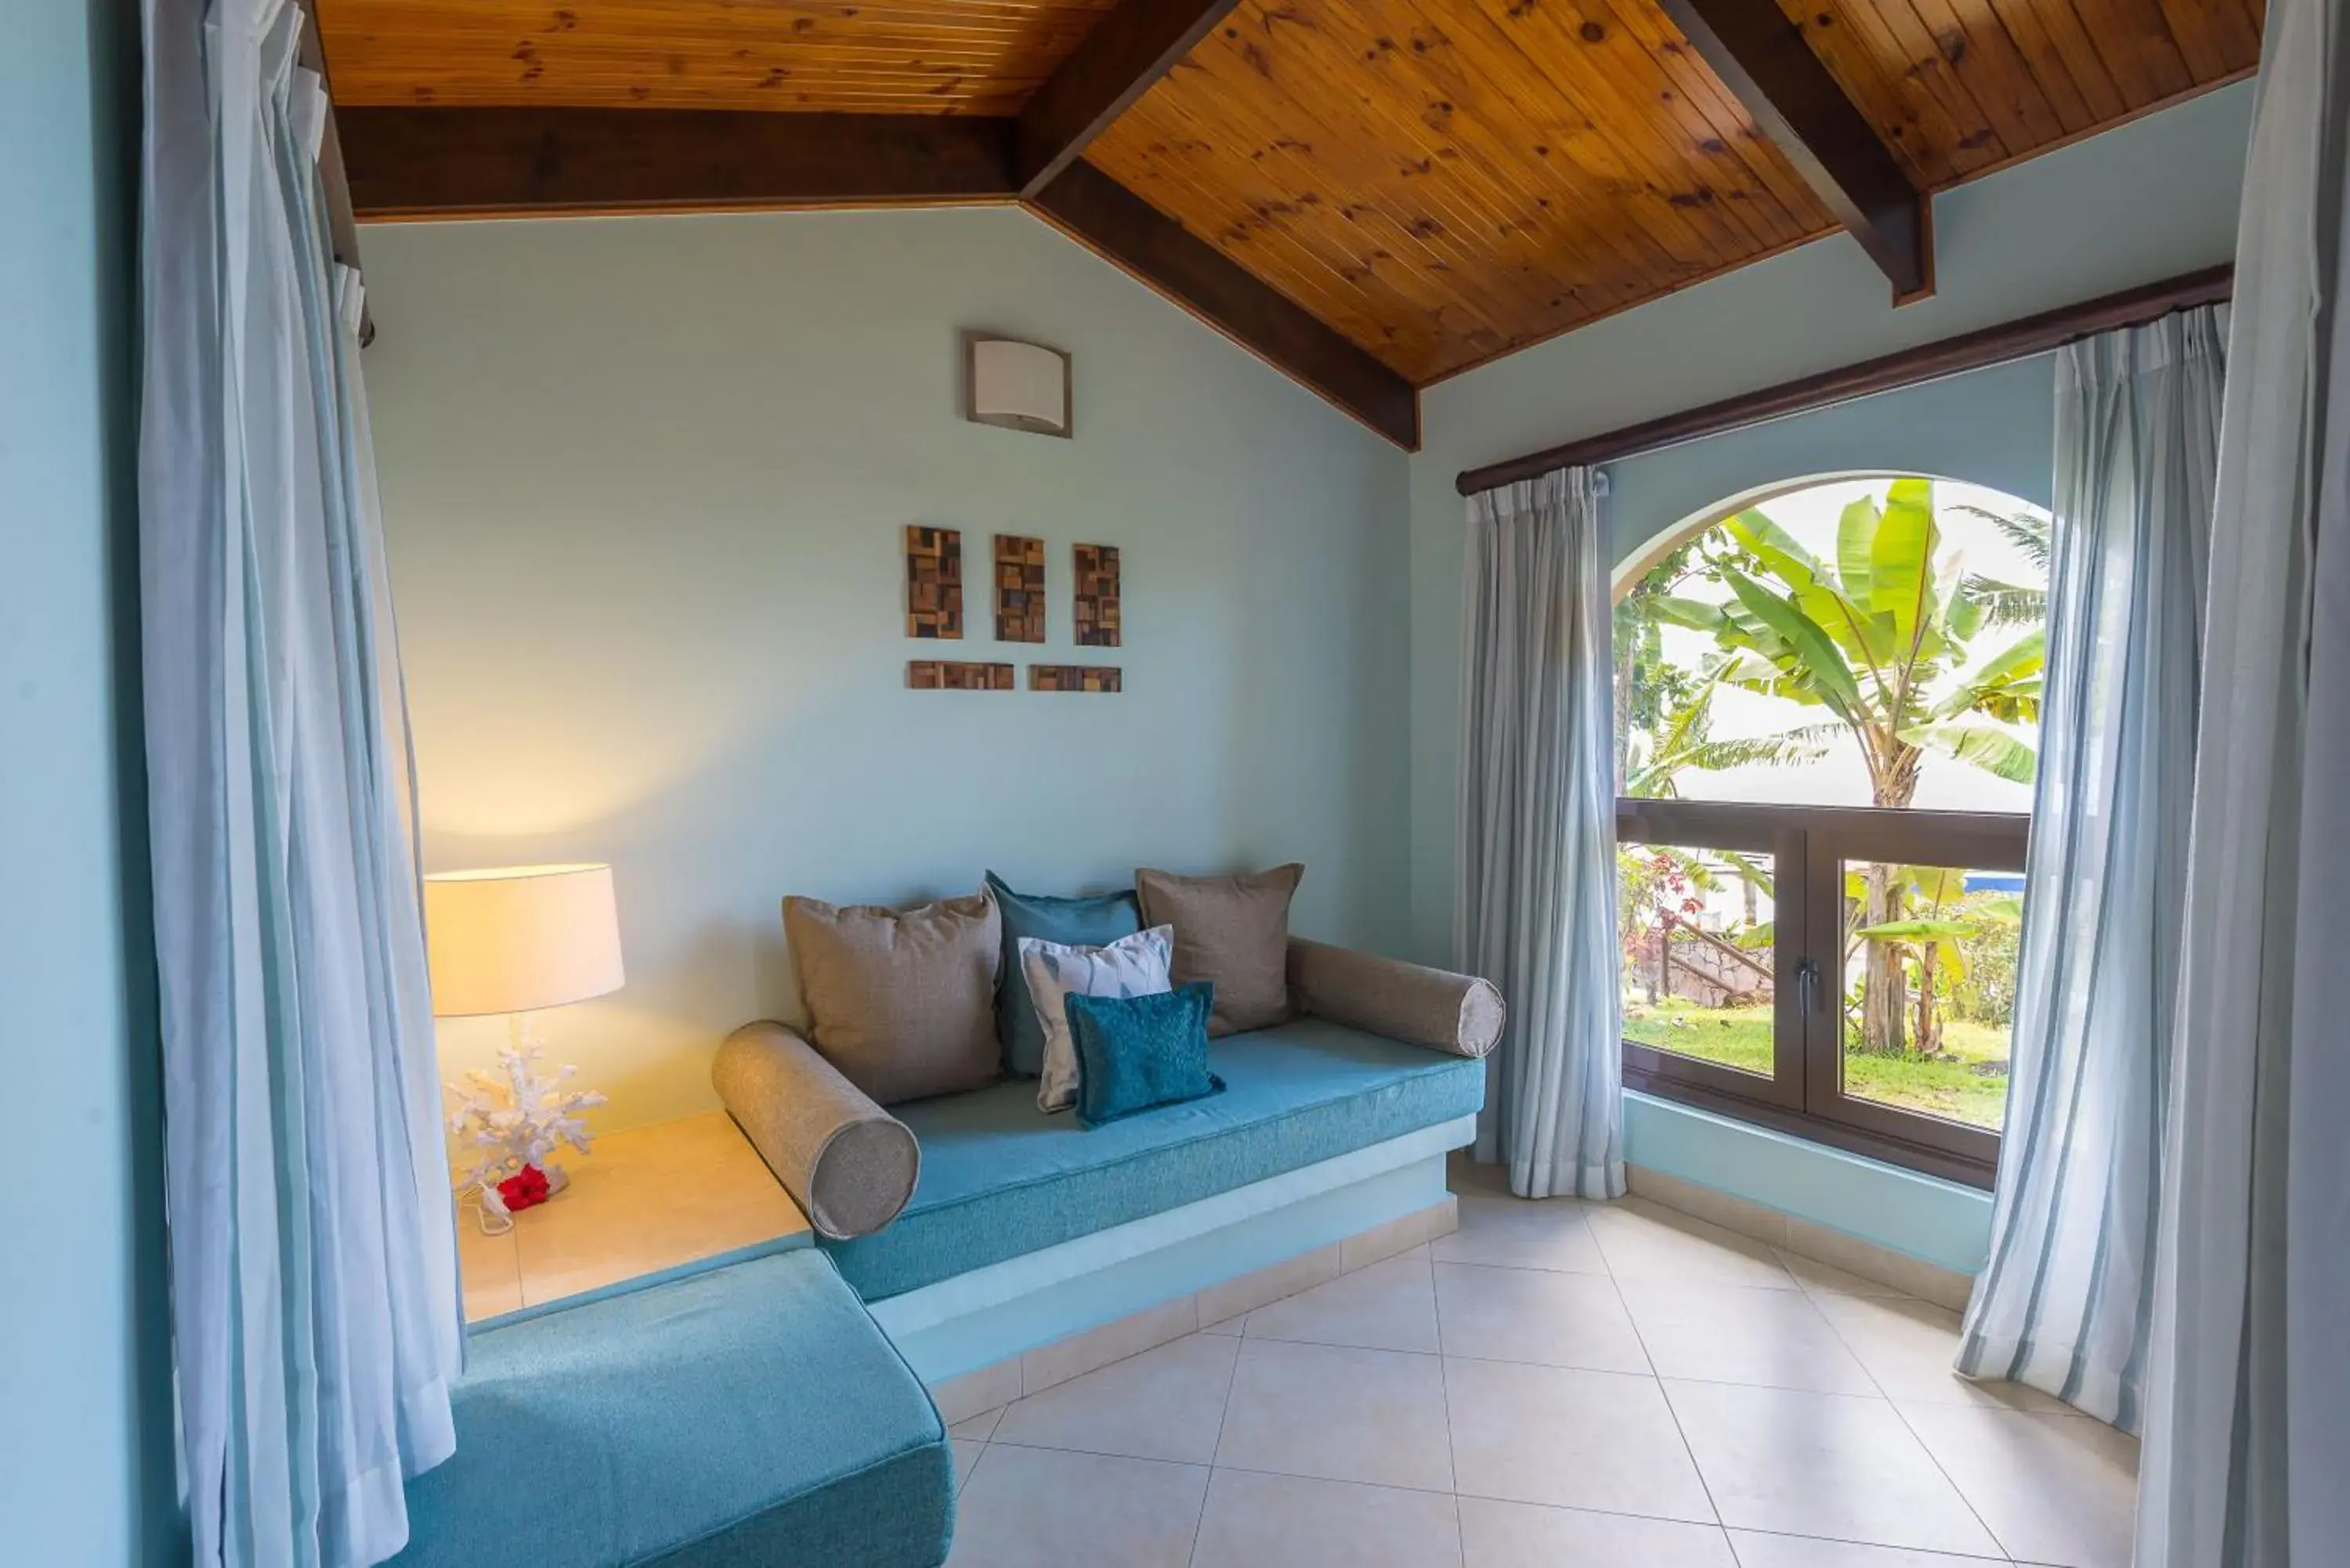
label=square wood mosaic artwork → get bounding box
[1029,664,1123,693]
[1073,544,1122,648]
[907,660,1014,691]
[905,526,963,638]
[994,533,1047,643]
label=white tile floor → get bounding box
[944,1172,2139,1568]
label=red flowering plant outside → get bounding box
[1617,846,1719,1006]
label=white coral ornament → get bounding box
[446,1034,606,1232]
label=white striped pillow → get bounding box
[1018,926,1175,1113]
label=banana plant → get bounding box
[1849,865,1983,1059]
[1625,667,1842,798]
[1643,479,2046,1056]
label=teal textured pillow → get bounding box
[1064,982,1225,1129]
[987,873,1144,1078]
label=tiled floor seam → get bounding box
[1601,1260,1729,1531]
[1802,1273,2029,1556]
[1729,1521,2018,1562]
[1244,1327,1947,1394]
[1882,1387,2025,1563]
[1780,1292,2026,1561]
[1426,1260,1459,1493]
[1185,1324,1249,1568]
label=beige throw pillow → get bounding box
[783,891,1000,1105]
[1134,864,1303,1037]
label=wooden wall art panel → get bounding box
[1072,544,1122,648]
[994,533,1047,642]
[1029,664,1123,692]
[906,526,964,639]
[316,0,1120,115]
[909,660,1016,690]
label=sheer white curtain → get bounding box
[139,3,462,1566]
[1457,468,1627,1200]
[2134,0,2350,1559]
[1955,306,2223,1430]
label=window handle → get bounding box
[1795,958,1820,1019]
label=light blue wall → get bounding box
[360,208,1415,1127]
[1626,1093,1993,1274]
[1406,79,2254,966]
[1603,352,2057,569]
[0,2,176,1563]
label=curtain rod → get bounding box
[1454,264,2234,497]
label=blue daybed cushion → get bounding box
[824,1017,1484,1301]
[389,1250,953,1568]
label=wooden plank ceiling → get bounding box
[319,2,1121,115]
[317,0,2260,443]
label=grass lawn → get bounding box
[1622,999,2010,1131]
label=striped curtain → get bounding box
[1457,467,1626,1200]
[2134,0,2350,1556]
[139,2,463,1564]
[1954,307,2224,1430]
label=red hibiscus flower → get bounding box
[497,1164,552,1212]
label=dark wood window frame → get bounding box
[1618,798,2028,1189]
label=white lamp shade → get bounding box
[424,863,625,1017]
[970,338,1069,435]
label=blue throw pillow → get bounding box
[987,872,1143,1078]
[1064,982,1225,1129]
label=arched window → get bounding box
[1613,475,2048,1182]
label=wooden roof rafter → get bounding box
[1011,0,1242,194]
[1658,0,1932,300]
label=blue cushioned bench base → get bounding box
[389,1250,952,1568]
[826,1019,1485,1301]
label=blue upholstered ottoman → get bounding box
[389,1249,953,1567]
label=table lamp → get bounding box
[425,862,625,1025]
[425,863,624,1212]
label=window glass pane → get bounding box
[1618,843,1777,1080]
[1616,477,2047,814]
[1836,859,2023,1132]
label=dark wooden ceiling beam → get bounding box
[1658,0,1930,301]
[1012,0,1240,197]
[339,108,1018,219]
[1030,161,1418,448]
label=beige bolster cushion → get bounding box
[1286,938,1506,1060]
[712,1021,921,1241]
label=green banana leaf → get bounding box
[1906,721,2038,783]
[1871,480,1940,644]
[1724,510,1822,591]
[1837,496,1878,605]
[1852,916,1976,940]
[1719,567,1863,719]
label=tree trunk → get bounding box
[1914,942,1942,1056]
[1857,744,1922,1057]
[1656,916,1672,1001]
[1858,866,1908,1057]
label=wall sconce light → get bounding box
[966,334,1072,438]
